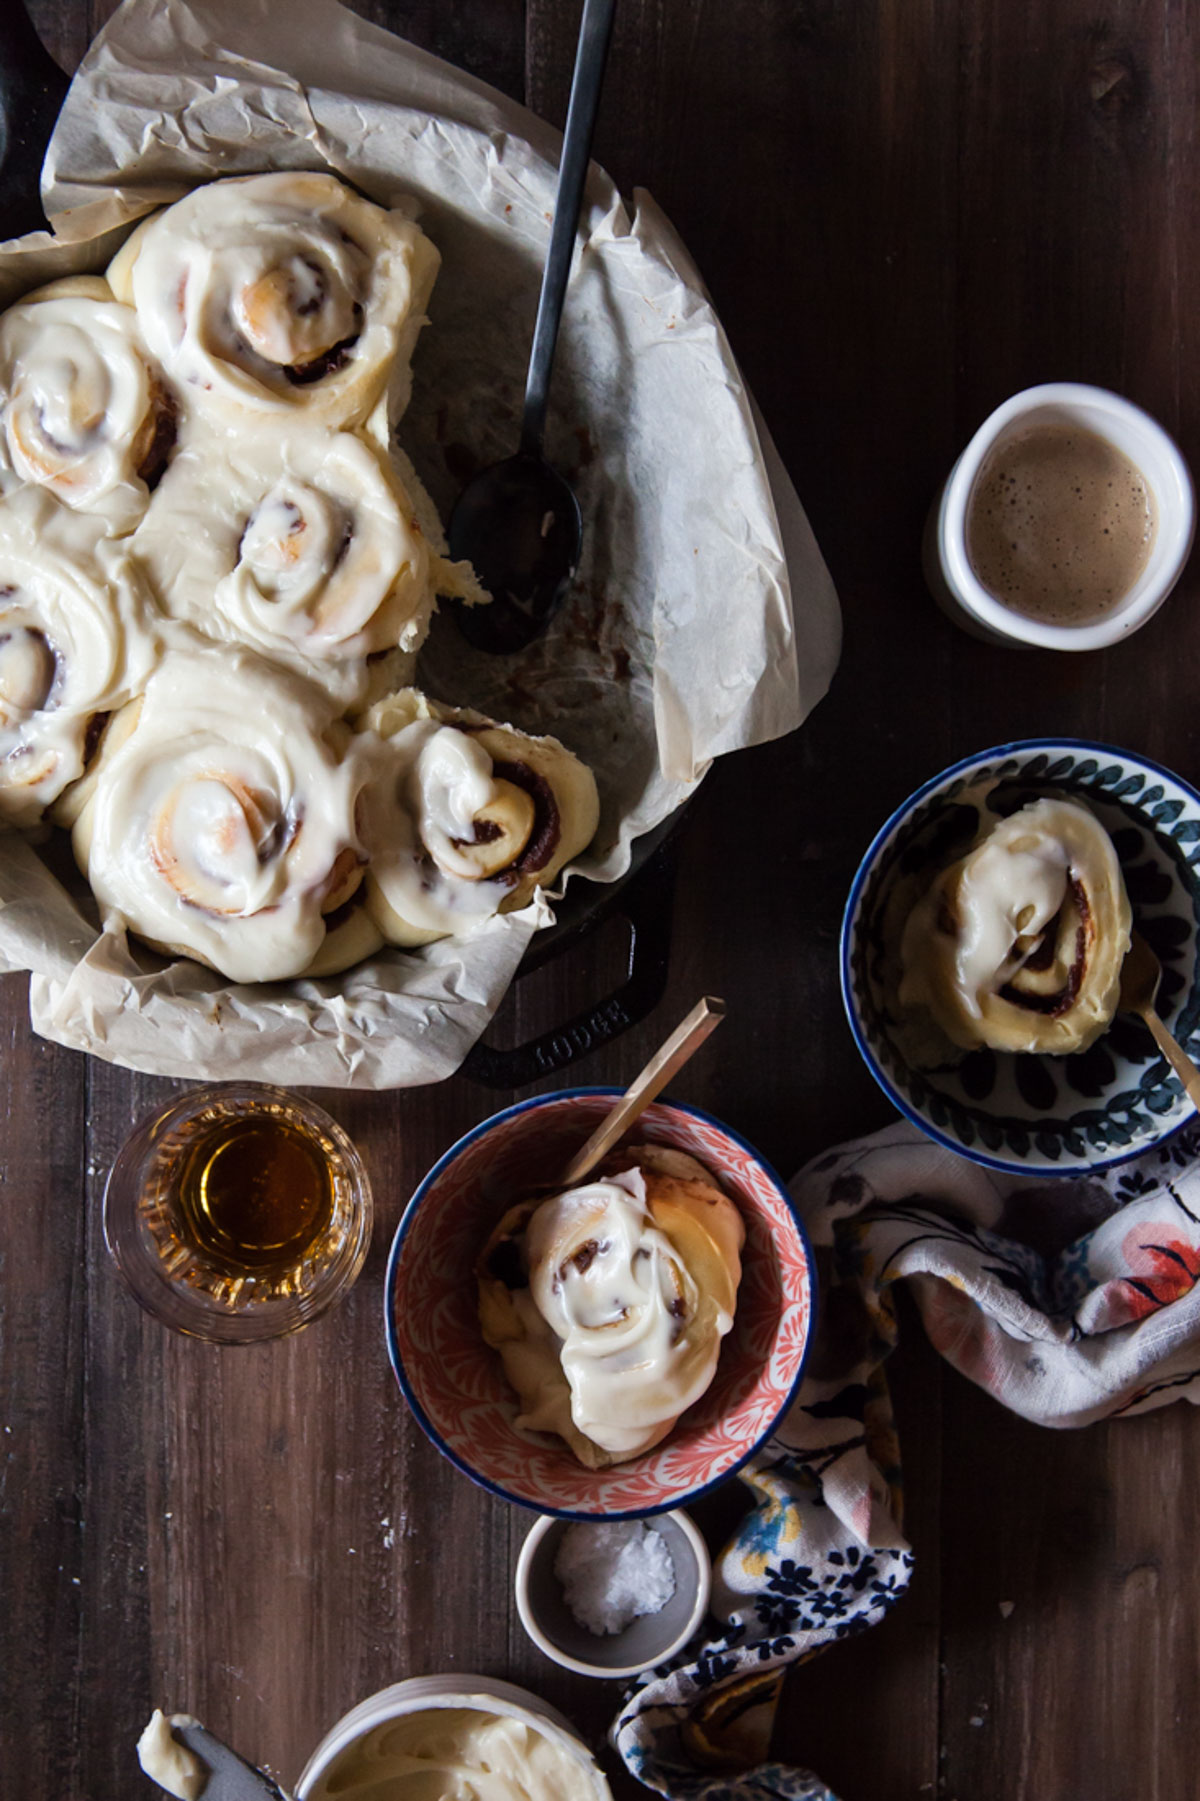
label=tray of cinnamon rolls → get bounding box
[0,0,832,1085]
[0,170,601,992]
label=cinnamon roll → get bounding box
[478,1145,745,1468]
[357,688,600,946]
[108,173,439,430]
[899,796,1132,1056]
[0,277,174,532]
[0,489,159,828]
[70,646,370,983]
[133,424,436,701]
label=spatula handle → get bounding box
[1141,1005,1200,1113]
[559,995,725,1187]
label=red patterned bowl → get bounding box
[384,1089,816,1518]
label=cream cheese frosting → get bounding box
[306,1706,610,1801]
[133,423,435,703]
[71,644,367,982]
[108,172,440,430]
[478,1148,744,1467]
[899,795,1133,1056]
[0,172,602,987]
[527,1170,729,1458]
[358,688,598,948]
[136,1711,206,1801]
[0,277,169,533]
[0,487,160,827]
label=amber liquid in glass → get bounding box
[142,1095,352,1307]
[174,1114,336,1278]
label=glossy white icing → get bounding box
[0,283,163,531]
[953,828,1072,1017]
[133,423,434,700]
[110,172,439,429]
[359,694,532,944]
[523,1169,735,1459]
[313,1707,601,1801]
[75,646,366,982]
[899,795,1133,1055]
[0,488,159,826]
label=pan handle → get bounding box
[459,839,677,1089]
[0,2,70,239]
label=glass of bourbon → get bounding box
[103,1083,373,1342]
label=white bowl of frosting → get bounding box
[294,1674,612,1800]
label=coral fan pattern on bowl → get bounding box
[842,739,1200,1176]
[385,1090,815,1518]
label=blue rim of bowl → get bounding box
[383,1086,818,1520]
[840,737,1200,1178]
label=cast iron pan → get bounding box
[0,3,683,1088]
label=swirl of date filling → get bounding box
[70,646,376,984]
[0,489,159,829]
[356,688,600,947]
[0,278,175,533]
[132,423,437,704]
[108,173,440,430]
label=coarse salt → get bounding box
[554,1520,676,1636]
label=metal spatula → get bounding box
[146,1718,292,1801]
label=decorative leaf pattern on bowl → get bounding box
[843,740,1200,1175]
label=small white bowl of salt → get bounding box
[515,1510,712,1679]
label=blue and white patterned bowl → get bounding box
[842,740,1200,1175]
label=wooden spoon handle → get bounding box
[1141,1004,1200,1112]
[559,996,726,1187]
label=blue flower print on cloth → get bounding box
[610,1184,915,1797]
[611,1117,1200,1799]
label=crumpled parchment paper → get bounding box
[0,0,841,1087]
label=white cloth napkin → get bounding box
[611,1117,1200,1797]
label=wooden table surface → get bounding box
[6,2,1200,1797]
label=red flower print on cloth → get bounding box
[1089,1223,1200,1331]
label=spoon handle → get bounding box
[520,0,617,458]
[559,996,726,1187]
[1140,1004,1200,1113]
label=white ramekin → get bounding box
[515,1507,712,1679]
[294,1674,612,1799]
[925,382,1194,650]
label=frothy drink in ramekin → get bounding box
[928,383,1193,650]
[966,422,1157,625]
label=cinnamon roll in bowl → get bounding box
[386,1092,815,1518]
[0,276,174,533]
[843,739,1200,1174]
[70,644,371,983]
[108,172,440,431]
[477,1144,746,1469]
[0,488,160,829]
[899,797,1132,1057]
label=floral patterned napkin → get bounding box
[611,1117,1200,1798]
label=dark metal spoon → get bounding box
[448,0,616,654]
[144,1718,291,1801]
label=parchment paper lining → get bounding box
[0,0,840,1087]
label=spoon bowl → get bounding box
[448,453,582,654]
